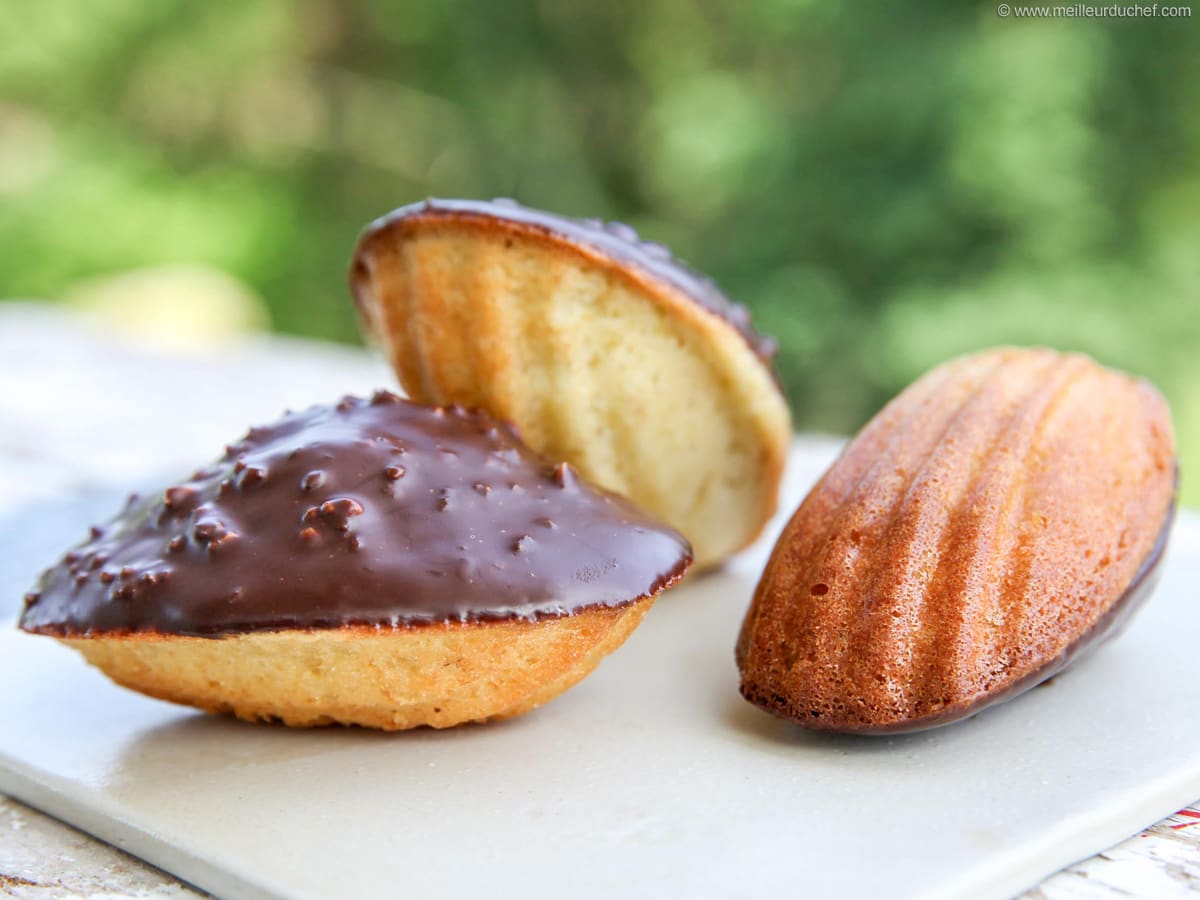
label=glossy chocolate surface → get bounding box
[355,197,778,365]
[21,393,692,637]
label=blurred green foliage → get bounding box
[1,1,1198,500]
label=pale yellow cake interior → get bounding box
[356,222,792,568]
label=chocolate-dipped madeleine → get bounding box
[21,392,692,729]
[349,198,792,569]
[737,347,1177,734]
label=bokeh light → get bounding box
[2,0,1196,501]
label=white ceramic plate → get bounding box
[2,446,1199,900]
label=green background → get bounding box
[2,1,1197,502]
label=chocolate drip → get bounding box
[354,198,778,366]
[21,393,692,637]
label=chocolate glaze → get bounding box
[20,392,692,637]
[352,197,779,366]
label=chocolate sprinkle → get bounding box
[20,393,692,637]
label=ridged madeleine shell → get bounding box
[349,199,792,569]
[737,347,1177,733]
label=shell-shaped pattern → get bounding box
[349,199,792,569]
[737,348,1177,733]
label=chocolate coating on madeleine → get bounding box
[352,197,778,365]
[21,392,692,637]
[737,348,1178,733]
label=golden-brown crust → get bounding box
[738,347,1178,733]
[61,601,654,730]
[350,204,792,568]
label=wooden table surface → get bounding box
[0,305,1195,898]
